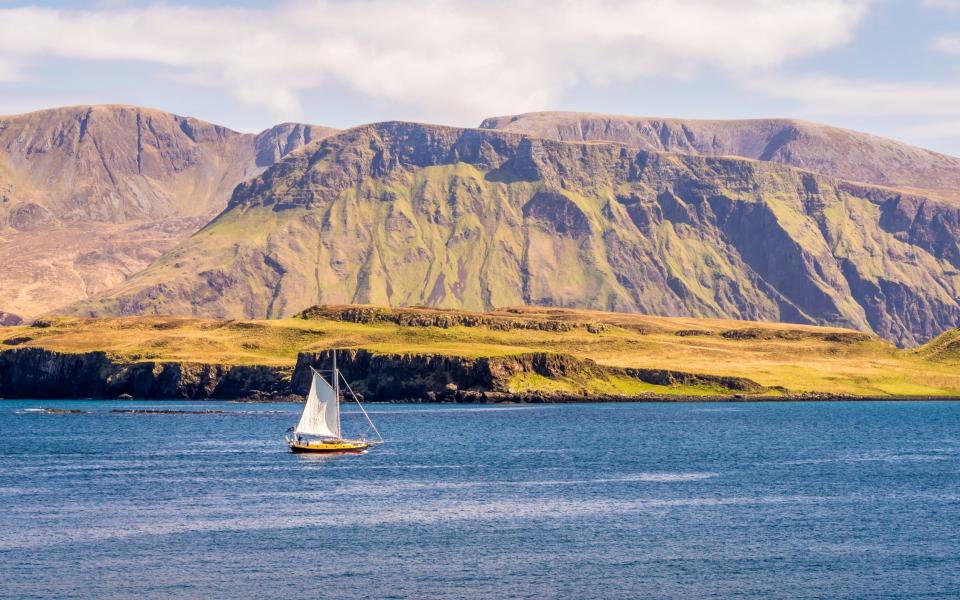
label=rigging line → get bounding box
[339,371,384,443]
[309,364,336,386]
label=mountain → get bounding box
[480,111,960,197]
[65,121,960,346]
[0,105,336,319]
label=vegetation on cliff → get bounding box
[4,305,960,399]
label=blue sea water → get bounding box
[1,400,959,599]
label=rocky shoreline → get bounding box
[9,392,960,404]
[1,346,957,403]
[0,347,763,400]
[239,390,960,404]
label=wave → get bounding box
[14,407,87,414]
[0,487,49,495]
[0,492,853,551]
[363,405,549,415]
[295,472,718,492]
[784,451,957,465]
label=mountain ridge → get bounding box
[64,120,960,346]
[0,105,337,319]
[480,111,960,197]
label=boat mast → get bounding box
[332,349,339,400]
[332,350,341,438]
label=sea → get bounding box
[1,400,959,599]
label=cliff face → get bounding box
[66,121,960,346]
[292,349,763,401]
[0,348,291,399]
[480,111,960,195]
[0,346,761,400]
[0,105,336,319]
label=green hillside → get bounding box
[6,305,960,397]
[64,122,960,347]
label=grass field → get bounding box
[3,305,960,397]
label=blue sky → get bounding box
[2,1,960,155]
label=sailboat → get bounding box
[285,352,383,453]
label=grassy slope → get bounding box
[4,305,960,397]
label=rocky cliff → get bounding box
[0,346,761,400]
[0,105,336,319]
[292,349,763,401]
[66,121,960,346]
[0,347,292,399]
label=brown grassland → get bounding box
[3,305,960,398]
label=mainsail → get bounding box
[294,370,340,438]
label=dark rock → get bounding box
[614,366,764,393]
[522,189,591,237]
[8,202,54,231]
[297,305,577,332]
[675,329,711,337]
[0,348,290,399]
[290,348,764,402]
[0,311,24,326]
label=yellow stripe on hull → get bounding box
[288,439,370,453]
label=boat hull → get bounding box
[288,439,370,454]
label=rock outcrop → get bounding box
[296,305,579,331]
[0,310,23,326]
[66,121,960,346]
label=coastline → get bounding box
[3,345,960,404]
[5,308,960,401]
[5,393,960,404]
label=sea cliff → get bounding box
[0,348,290,400]
[0,347,762,401]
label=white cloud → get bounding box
[0,58,19,83]
[745,74,960,118]
[0,0,868,123]
[932,34,960,55]
[923,0,960,12]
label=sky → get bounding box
[1,0,960,155]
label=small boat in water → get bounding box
[285,352,383,454]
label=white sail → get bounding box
[295,370,340,438]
